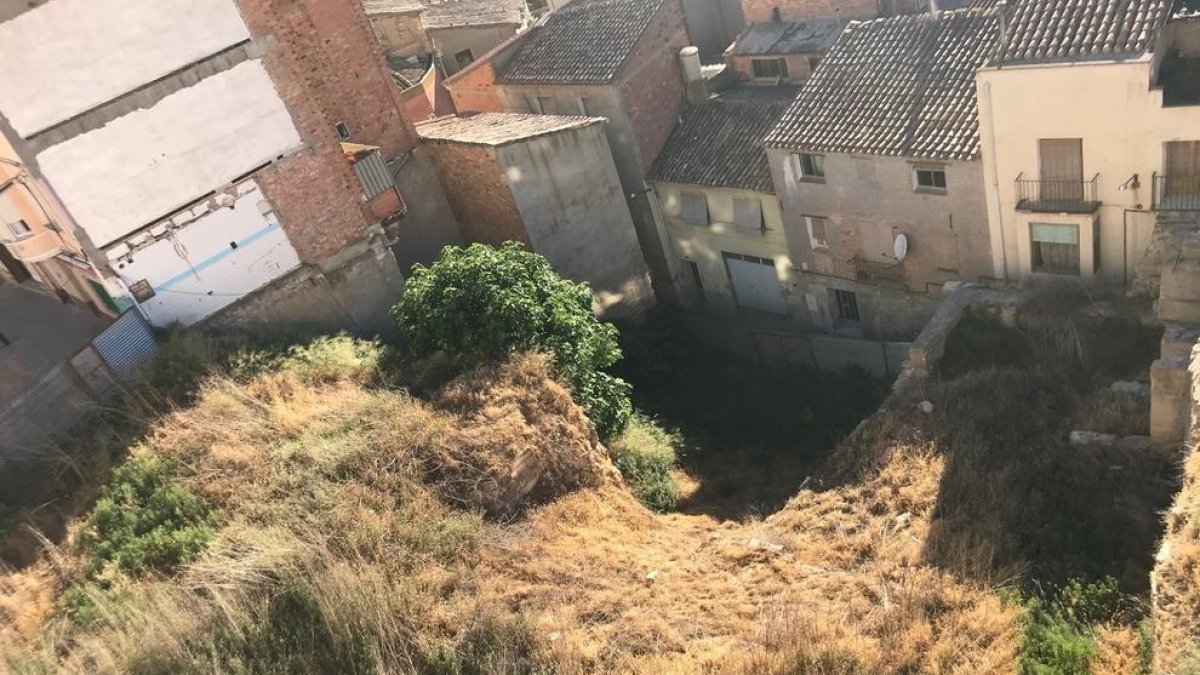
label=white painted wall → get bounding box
[111,183,301,327]
[37,61,302,248]
[0,0,251,136]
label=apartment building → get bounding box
[0,0,415,332]
[417,112,654,316]
[764,7,1000,340]
[649,88,795,315]
[978,0,1200,285]
[364,0,527,76]
[724,17,848,85]
[0,134,117,314]
[445,0,692,301]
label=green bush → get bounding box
[609,415,681,513]
[82,456,218,576]
[1018,577,1125,675]
[392,242,631,439]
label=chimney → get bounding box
[678,46,709,105]
[928,0,938,15]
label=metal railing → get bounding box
[1152,173,1200,211]
[853,256,903,285]
[1014,173,1101,213]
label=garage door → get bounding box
[725,253,787,315]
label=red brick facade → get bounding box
[234,0,417,262]
[727,52,820,85]
[619,0,690,172]
[741,0,878,22]
[419,141,529,247]
[445,58,508,113]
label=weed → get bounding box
[1018,577,1128,675]
[608,415,681,512]
[81,456,218,577]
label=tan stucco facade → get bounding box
[653,182,792,314]
[977,38,1200,285]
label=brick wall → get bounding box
[234,0,416,263]
[618,0,690,172]
[420,140,529,247]
[446,58,508,112]
[728,52,820,84]
[741,0,877,22]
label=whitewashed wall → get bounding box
[36,61,302,248]
[112,182,301,327]
[0,0,251,136]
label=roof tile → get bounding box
[765,9,1000,161]
[416,112,604,146]
[996,0,1170,64]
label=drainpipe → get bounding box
[981,81,1009,281]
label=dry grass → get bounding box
[1074,389,1151,437]
[1153,427,1200,673]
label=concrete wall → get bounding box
[500,124,654,316]
[35,61,302,249]
[682,0,745,57]
[206,242,405,338]
[430,24,523,76]
[0,0,250,136]
[654,182,791,312]
[369,10,431,57]
[770,150,994,290]
[977,57,1200,285]
[391,146,464,273]
[109,182,302,327]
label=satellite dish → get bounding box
[894,233,909,262]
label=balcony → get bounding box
[1152,173,1200,211]
[1014,173,1101,214]
[2,229,62,262]
[853,256,903,286]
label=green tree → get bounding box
[392,242,632,439]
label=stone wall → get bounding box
[369,10,430,57]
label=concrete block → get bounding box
[1161,323,1200,360]
[1151,357,1192,443]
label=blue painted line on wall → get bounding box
[155,221,282,291]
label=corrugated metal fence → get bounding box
[0,310,157,467]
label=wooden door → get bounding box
[1039,138,1084,202]
[1166,141,1200,198]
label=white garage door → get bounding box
[725,253,787,315]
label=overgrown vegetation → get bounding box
[393,242,631,439]
[608,415,682,512]
[1016,577,1126,675]
[81,456,218,577]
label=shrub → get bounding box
[82,456,218,576]
[392,242,631,439]
[608,415,681,512]
[1018,577,1125,675]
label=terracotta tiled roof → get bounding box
[416,112,604,146]
[765,9,999,161]
[650,88,796,193]
[422,0,524,28]
[500,0,665,84]
[996,0,1171,64]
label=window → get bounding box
[686,260,705,303]
[807,56,822,72]
[577,97,592,115]
[6,220,32,238]
[680,192,709,225]
[805,215,829,249]
[335,122,351,141]
[797,152,825,181]
[732,198,765,231]
[913,164,947,193]
[454,48,475,70]
[536,96,553,114]
[832,288,860,322]
[1030,223,1080,275]
[751,57,789,80]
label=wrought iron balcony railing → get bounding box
[1014,173,1101,214]
[853,256,903,285]
[1152,173,1200,211]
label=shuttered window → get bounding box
[733,198,764,230]
[680,192,709,225]
[1030,223,1080,275]
[751,57,788,80]
[805,215,829,248]
[832,289,860,321]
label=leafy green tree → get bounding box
[392,242,632,439]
